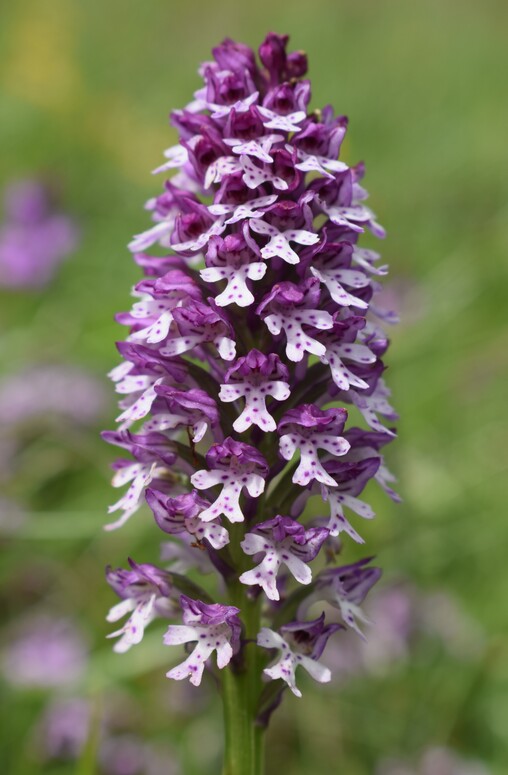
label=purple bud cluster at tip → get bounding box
[104,32,398,701]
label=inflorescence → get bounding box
[104,32,398,711]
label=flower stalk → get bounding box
[222,583,264,775]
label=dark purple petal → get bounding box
[179,595,241,649]
[147,488,210,534]
[205,437,269,474]
[102,430,176,467]
[106,559,173,599]
[317,557,382,604]
[281,613,344,659]
[278,404,348,434]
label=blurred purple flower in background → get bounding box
[323,580,485,682]
[0,365,108,428]
[99,735,180,775]
[0,495,26,533]
[0,365,109,535]
[0,178,79,288]
[39,696,180,774]
[376,746,491,775]
[41,697,92,760]
[1,614,88,688]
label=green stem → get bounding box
[221,582,265,775]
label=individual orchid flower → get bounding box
[163,596,241,686]
[320,457,381,542]
[147,489,230,550]
[301,558,382,638]
[219,349,290,432]
[171,216,227,253]
[200,233,266,308]
[106,560,175,653]
[208,193,277,225]
[159,300,236,361]
[256,279,334,362]
[239,516,328,600]
[143,386,219,441]
[249,217,319,264]
[278,405,350,487]
[126,267,202,345]
[290,139,349,178]
[307,241,371,308]
[102,430,177,530]
[349,378,398,435]
[152,143,189,174]
[257,106,307,132]
[128,219,177,253]
[240,154,290,191]
[223,133,283,163]
[319,315,377,392]
[190,438,268,523]
[257,614,342,697]
[344,427,401,503]
[208,91,260,119]
[314,167,386,238]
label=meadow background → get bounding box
[1,0,507,773]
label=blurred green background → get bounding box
[1,0,507,773]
